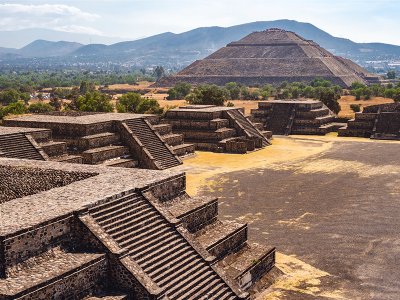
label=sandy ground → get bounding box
[338,96,393,119]
[174,135,400,300]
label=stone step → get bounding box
[50,154,83,164]
[106,210,158,236]
[96,201,148,225]
[83,294,128,300]
[82,145,130,164]
[139,242,189,270]
[39,141,67,157]
[171,143,195,157]
[152,251,200,283]
[195,221,248,260]
[130,232,177,259]
[162,133,184,146]
[177,275,221,300]
[102,158,139,168]
[161,262,207,291]
[0,249,105,299]
[89,193,142,218]
[153,123,173,135]
[114,218,165,245]
[167,267,212,299]
[134,236,183,263]
[146,244,194,275]
[122,225,173,251]
[216,243,276,291]
[99,205,153,231]
[77,132,120,150]
[112,214,161,241]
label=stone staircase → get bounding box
[265,104,295,135]
[159,193,276,293]
[0,133,46,161]
[153,124,195,157]
[88,192,238,300]
[124,118,181,169]
[226,109,270,147]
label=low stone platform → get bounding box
[163,105,271,153]
[251,99,344,136]
[339,103,400,140]
[2,112,194,170]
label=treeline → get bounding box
[0,70,156,91]
[0,80,165,120]
[350,82,400,101]
[167,79,343,113]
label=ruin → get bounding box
[158,28,380,88]
[162,105,271,153]
[0,158,275,299]
[250,99,345,135]
[1,112,195,170]
[338,103,400,140]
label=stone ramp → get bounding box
[124,118,181,170]
[226,110,270,146]
[87,191,239,300]
[0,133,46,161]
[266,103,295,135]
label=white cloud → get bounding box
[0,3,101,34]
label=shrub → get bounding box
[350,104,361,112]
[28,102,54,113]
[186,84,226,106]
[75,91,114,112]
[167,82,192,100]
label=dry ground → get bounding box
[175,136,400,300]
[338,96,394,119]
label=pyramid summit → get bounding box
[159,28,380,88]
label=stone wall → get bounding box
[0,165,96,203]
[1,215,73,275]
[178,199,218,233]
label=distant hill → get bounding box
[19,40,83,58]
[0,28,123,48]
[1,20,400,69]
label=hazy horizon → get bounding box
[0,0,399,48]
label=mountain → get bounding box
[19,40,83,58]
[0,28,123,48]
[70,20,400,67]
[1,20,400,70]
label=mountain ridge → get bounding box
[1,20,399,69]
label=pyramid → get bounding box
[159,28,380,88]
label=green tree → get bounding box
[225,82,241,100]
[116,92,142,113]
[186,85,226,106]
[319,89,341,114]
[4,101,27,116]
[75,91,113,112]
[167,82,192,100]
[136,98,163,114]
[350,104,361,112]
[0,89,23,105]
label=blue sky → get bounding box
[0,0,399,44]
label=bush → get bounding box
[350,104,361,112]
[3,101,27,116]
[28,102,54,113]
[116,92,141,113]
[226,101,235,107]
[116,92,163,114]
[75,91,114,112]
[166,83,191,100]
[186,84,226,106]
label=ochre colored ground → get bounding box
[338,95,393,118]
[175,135,400,299]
